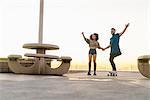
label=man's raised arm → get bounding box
[119,23,130,36]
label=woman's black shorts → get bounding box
[89,49,97,55]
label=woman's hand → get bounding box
[81,32,84,35]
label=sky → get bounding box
[0,0,150,71]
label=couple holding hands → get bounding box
[82,23,130,76]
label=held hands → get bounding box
[101,47,109,51]
[100,48,106,51]
[102,48,105,51]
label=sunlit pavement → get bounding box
[0,71,149,100]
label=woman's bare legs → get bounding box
[93,54,97,75]
[88,54,92,75]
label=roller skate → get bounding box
[107,71,117,76]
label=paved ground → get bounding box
[0,71,149,100]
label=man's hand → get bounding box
[125,23,130,28]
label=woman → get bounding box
[82,32,104,75]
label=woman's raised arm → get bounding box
[81,32,90,44]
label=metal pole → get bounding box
[38,0,44,44]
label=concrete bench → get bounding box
[24,53,59,59]
[8,55,22,61]
[8,54,72,75]
[57,56,72,63]
[138,55,150,78]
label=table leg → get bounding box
[36,49,45,54]
[39,57,46,74]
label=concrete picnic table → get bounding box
[8,43,72,75]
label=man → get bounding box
[104,23,130,76]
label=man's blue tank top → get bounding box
[110,33,121,55]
